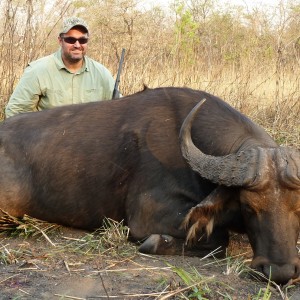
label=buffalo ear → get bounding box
[183,186,234,244]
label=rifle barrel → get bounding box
[112,48,125,99]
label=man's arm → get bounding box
[5,66,41,118]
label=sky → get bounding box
[140,0,282,10]
[225,0,281,8]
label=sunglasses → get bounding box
[61,37,89,44]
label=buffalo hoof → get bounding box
[138,234,183,255]
[138,233,227,258]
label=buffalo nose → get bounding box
[251,257,300,284]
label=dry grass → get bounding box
[0,212,299,299]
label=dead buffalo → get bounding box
[0,87,299,284]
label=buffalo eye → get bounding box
[294,210,300,220]
[241,203,256,216]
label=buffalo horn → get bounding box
[179,100,269,187]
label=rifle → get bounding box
[112,48,125,99]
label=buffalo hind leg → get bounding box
[139,227,229,258]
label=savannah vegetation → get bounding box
[0,0,299,149]
[0,0,299,299]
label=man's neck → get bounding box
[62,57,84,73]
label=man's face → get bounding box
[59,28,89,64]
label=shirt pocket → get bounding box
[83,87,105,102]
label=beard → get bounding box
[62,46,86,65]
[65,52,84,63]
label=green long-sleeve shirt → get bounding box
[5,49,116,118]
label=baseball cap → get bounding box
[59,17,89,35]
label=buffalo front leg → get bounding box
[126,185,229,257]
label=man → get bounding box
[5,17,119,118]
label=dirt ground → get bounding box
[0,226,300,300]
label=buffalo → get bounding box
[0,87,299,284]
